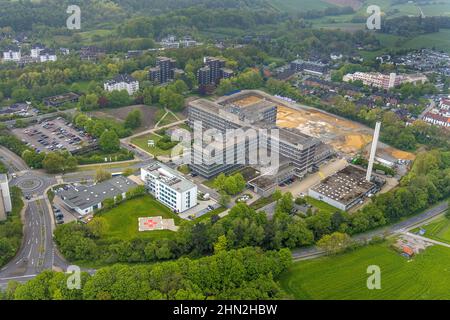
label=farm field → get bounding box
[270,0,337,11]
[279,243,450,299]
[366,29,450,56]
[95,195,182,241]
[414,216,450,245]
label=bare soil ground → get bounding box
[90,105,161,133]
[276,105,415,161]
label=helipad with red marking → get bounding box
[138,216,178,232]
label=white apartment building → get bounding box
[343,72,427,90]
[3,49,21,62]
[0,174,12,221]
[31,44,45,58]
[140,163,197,213]
[39,50,57,62]
[104,74,139,95]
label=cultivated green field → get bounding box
[414,216,450,244]
[95,196,182,241]
[270,0,336,12]
[279,243,450,299]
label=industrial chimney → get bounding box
[366,122,381,182]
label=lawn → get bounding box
[413,216,450,244]
[76,161,138,172]
[95,196,182,241]
[131,133,176,156]
[195,207,227,223]
[279,243,450,299]
[250,193,280,210]
[157,112,179,127]
[304,196,339,215]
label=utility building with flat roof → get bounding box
[308,165,380,211]
[59,176,137,215]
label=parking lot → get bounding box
[13,117,93,153]
[178,198,219,220]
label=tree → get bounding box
[218,191,231,207]
[42,153,64,173]
[21,150,44,169]
[42,152,77,173]
[74,114,90,128]
[276,192,294,214]
[295,197,306,205]
[99,130,120,153]
[79,93,99,110]
[107,90,131,108]
[87,217,109,239]
[445,203,450,219]
[213,173,227,191]
[124,109,142,129]
[317,232,352,255]
[95,169,112,182]
[213,235,228,254]
[102,198,115,210]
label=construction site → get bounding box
[212,90,412,211]
[219,90,414,161]
[276,105,415,161]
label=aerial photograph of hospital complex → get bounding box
[1,0,450,308]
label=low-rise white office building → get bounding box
[140,163,197,213]
[0,174,12,221]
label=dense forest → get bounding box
[1,247,292,300]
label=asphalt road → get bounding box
[0,145,149,289]
[0,149,69,289]
[0,146,29,172]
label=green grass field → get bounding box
[279,243,450,299]
[270,0,336,12]
[95,196,182,241]
[131,133,175,156]
[413,216,450,244]
[304,196,339,215]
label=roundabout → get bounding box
[11,172,56,198]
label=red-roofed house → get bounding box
[423,112,450,128]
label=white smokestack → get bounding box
[366,121,381,182]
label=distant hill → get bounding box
[322,0,363,10]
